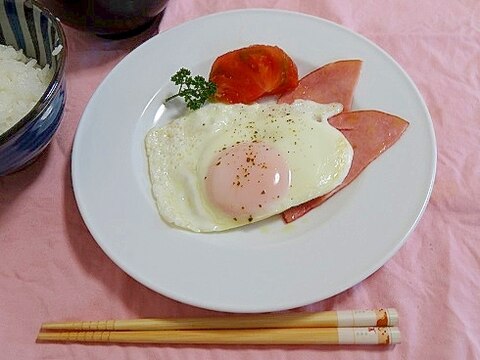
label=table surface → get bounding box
[1,0,479,358]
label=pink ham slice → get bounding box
[278,60,362,111]
[282,110,409,223]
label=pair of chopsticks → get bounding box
[37,308,400,346]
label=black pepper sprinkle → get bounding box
[261,190,266,195]
[248,216,253,222]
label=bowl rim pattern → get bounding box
[0,0,67,146]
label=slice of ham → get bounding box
[277,60,362,111]
[282,110,409,223]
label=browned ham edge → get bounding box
[282,110,409,223]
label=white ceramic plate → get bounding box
[72,9,436,313]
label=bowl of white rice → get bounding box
[0,0,66,175]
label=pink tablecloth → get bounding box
[1,0,479,358]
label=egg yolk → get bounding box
[205,142,291,221]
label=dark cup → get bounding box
[38,0,168,38]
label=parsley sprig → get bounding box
[165,68,217,110]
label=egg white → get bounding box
[145,100,353,232]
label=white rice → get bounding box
[0,44,53,135]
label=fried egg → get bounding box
[145,100,353,232]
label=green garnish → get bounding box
[165,68,217,110]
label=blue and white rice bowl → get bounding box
[0,0,66,175]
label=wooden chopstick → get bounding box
[40,308,398,331]
[37,327,401,345]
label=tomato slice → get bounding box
[209,45,299,104]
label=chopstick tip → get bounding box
[390,327,401,345]
[386,308,399,326]
[40,322,55,331]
